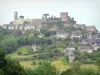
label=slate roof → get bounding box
[94,44,100,47]
[93,33,100,39]
[76,24,86,28]
[87,38,100,44]
[56,30,69,35]
[68,42,76,48]
[79,45,93,50]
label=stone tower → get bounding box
[60,12,68,21]
[14,12,18,20]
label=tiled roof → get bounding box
[86,26,97,31]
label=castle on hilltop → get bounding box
[2,11,97,33]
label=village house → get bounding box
[56,30,69,39]
[63,42,76,63]
[71,31,82,39]
[81,39,88,44]
[78,45,94,53]
[49,28,58,31]
[93,44,100,51]
[87,38,100,45]
[85,26,97,32]
[92,32,100,39]
[67,42,76,51]
[76,24,86,29]
[3,18,42,31]
[86,37,100,50]
[65,50,75,63]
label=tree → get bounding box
[1,35,18,53]
[0,48,25,75]
[0,48,6,68]
[4,59,25,75]
[18,36,28,46]
[19,16,24,19]
[28,34,34,45]
[34,61,58,75]
[43,14,49,19]
[0,69,4,75]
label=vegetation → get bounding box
[0,23,100,75]
[0,48,25,75]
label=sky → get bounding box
[0,0,100,30]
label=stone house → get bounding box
[63,42,76,63]
[93,44,100,50]
[56,30,69,39]
[78,45,94,53]
[81,39,88,44]
[85,26,97,32]
[67,42,76,51]
[71,31,82,39]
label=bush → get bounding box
[32,61,36,65]
[61,56,68,65]
[23,53,29,56]
[0,69,4,75]
[17,51,22,55]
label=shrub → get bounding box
[32,61,36,65]
[17,51,22,55]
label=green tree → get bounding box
[0,48,6,68]
[0,69,4,75]
[4,59,25,75]
[34,61,58,75]
[0,48,25,75]
[1,35,18,53]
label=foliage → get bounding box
[4,59,25,75]
[32,61,36,65]
[61,56,68,65]
[34,61,59,75]
[1,35,18,53]
[17,51,22,55]
[60,61,100,75]
[0,48,25,75]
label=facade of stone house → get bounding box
[78,45,94,53]
[63,49,75,63]
[71,31,82,39]
[67,42,76,51]
[93,44,100,50]
[56,30,69,39]
[86,26,97,32]
[68,55,75,63]
[81,39,88,44]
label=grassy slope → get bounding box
[19,59,71,71]
[6,46,98,72]
[19,59,98,72]
[7,46,33,59]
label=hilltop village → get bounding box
[1,12,100,63]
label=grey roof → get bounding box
[56,30,69,34]
[87,38,100,44]
[93,33,100,39]
[94,44,100,47]
[79,45,93,49]
[68,42,76,48]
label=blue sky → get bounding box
[0,0,100,30]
